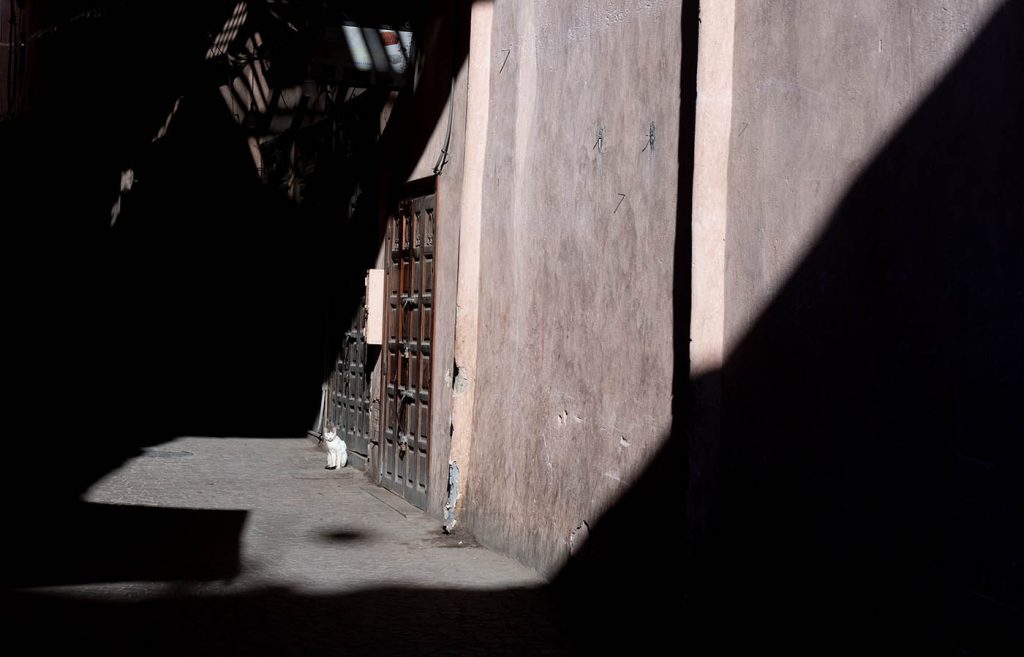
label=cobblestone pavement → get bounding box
[4,437,570,656]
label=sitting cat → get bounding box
[324,426,348,470]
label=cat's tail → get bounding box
[339,441,348,468]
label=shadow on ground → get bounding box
[4,585,567,657]
[4,502,248,588]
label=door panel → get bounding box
[380,186,436,509]
[327,299,371,465]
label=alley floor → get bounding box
[3,437,569,656]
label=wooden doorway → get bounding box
[380,181,436,509]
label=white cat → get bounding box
[324,426,348,470]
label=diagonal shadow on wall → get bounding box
[560,1,1023,655]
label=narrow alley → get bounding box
[4,436,567,656]
[3,1,1021,655]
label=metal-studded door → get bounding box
[380,185,436,510]
[327,299,371,467]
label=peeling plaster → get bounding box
[443,461,460,533]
